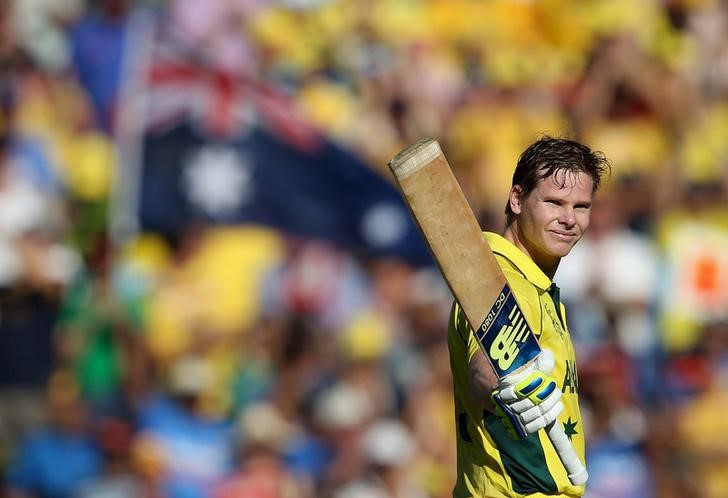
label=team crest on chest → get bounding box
[544,304,565,338]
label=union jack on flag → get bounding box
[114,10,432,267]
[133,21,319,150]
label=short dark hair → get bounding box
[505,136,611,227]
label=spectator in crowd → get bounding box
[55,234,145,418]
[213,402,313,498]
[675,320,728,498]
[6,370,103,498]
[73,417,143,498]
[333,419,425,498]
[0,79,77,470]
[578,344,656,498]
[5,2,728,498]
[133,355,236,498]
[655,178,728,357]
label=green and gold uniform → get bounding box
[448,232,585,498]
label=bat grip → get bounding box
[546,420,588,486]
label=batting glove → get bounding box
[491,349,564,439]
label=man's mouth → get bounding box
[550,230,577,241]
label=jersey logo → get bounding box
[544,304,565,338]
[477,285,541,377]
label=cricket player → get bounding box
[448,136,610,497]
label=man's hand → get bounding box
[491,349,564,439]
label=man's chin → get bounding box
[549,241,577,258]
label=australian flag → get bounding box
[119,16,431,267]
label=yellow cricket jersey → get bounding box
[448,232,586,498]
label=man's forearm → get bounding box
[469,350,499,411]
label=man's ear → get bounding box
[508,186,523,216]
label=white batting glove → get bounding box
[491,349,564,439]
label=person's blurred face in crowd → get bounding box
[0,82,14,158]
[101,0,129,18]
[47,371,89,434]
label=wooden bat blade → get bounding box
[388,138,588,486]
[389,138,541,378]
[389,139,503,327]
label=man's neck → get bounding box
[502,224,560,279]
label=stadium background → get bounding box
[1,1,728,497]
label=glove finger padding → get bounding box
[518,388,563,424]
[491,350,563,439]
[495,349,556,398]
[522,395,564,434]
[497,370,557,404]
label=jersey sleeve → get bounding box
[449,301,481,364]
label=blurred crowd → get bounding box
[1,0,728,498]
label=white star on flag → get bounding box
[182,145,253,218]
[360,202,408,248]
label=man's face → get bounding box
[510,169,594,267]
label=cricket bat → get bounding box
[388,138,588,486]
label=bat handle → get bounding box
[546,420,588,486]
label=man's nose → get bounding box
[559,207,576,226]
